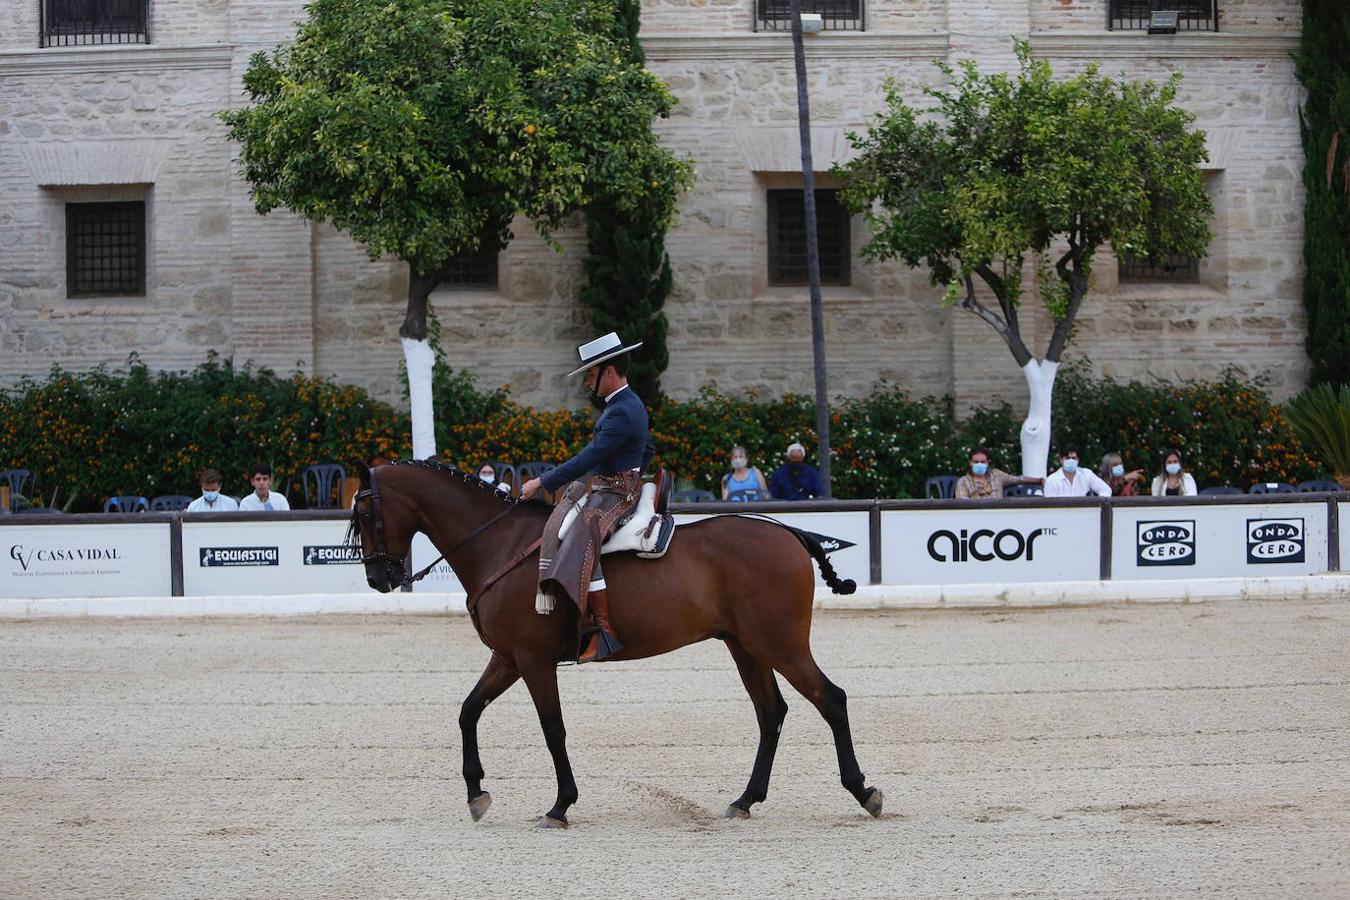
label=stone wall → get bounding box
[0,0,1311,423]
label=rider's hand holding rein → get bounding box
[520,478,543,501]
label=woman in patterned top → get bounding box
[955,448,1044,499]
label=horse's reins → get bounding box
[357,466,526,589]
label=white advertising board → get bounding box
[709,510,871,588]
[880,507,1101,585]
[1111,502,1329,580]
[1338,501,1349,573]
[409,532,467,595]
[1,523,171,599]
[182,519,368,596]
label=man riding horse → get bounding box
[519,332,654,663]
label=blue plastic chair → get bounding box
[729,489,767,502]
[1248,482,1297,494]
[1199,486,1243,496]
[1,469,35,512]
[104,495,150,513]
[673,490,716,504]
[925,475,959,499]
[151,495,193,511]
[301,464,347,509]
[1297,480,1342,493]
[1003,483,1044,498]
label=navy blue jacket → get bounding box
[769,462,825,501]
[540,386,654,491]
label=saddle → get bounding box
[556,470,676,559]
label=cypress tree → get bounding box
[578,0,673,403]
[1297,2,1350,386]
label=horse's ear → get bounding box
[355,460,372,488]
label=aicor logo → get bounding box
[1247,518,1304,564]
[1137,520,1196,566]
[926,527,1054,562]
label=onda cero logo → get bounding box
[1136,520,1196,566]
[1246,518,1304,564]
[926,527,1054,563]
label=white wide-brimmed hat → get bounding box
[566,332,644,377]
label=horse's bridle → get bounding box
[354,466,523,590]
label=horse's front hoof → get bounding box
[722,804,751,820]
[468,792,492,822]
[863,787,884,818]
[535,815,568,829]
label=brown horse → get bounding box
[349,459,883,828]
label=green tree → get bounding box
[220,0,691,456]
[1297,1,1350,386]
[838,42,1212,476]
[577,0,674,404]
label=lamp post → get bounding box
[787,1,832,496]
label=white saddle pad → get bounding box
[557,481,671,557]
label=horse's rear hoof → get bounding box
[468,792,492,822]
[722,804,751,820]
[535,815,568,829]
[863,787,884,818]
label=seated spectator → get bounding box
[954,448,1042,499]
[1099,452,1145,497]
[722,445,769,501]
[1151,449,1198,496]
[239,463,291,511]
[477,462,510,494]
[1044,447,1111,497]
[185,468,239,512]
[769,442,825,501]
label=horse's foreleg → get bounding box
[724,637,788,819]
[774,655,883,818]
[460,652,520,821]
[521,665,579,828]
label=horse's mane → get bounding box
[346,457,548,550]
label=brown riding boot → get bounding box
[578,588,622,663]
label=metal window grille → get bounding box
[1118,253,1200,283]
[66,201,146,297]
[40,0,149,47]
[441,242,498,291]
[1108,0,1218,31]
[767,189,851,287]
[755,0,863,32]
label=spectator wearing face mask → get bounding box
[186,468,239,512]
[1044,447,1112,498]
[721,445,769,501]
[1151,449,1198,496]
[955,447,1042,499]
[1099,452,1145,496]
[477,462,511,494]
[769,442,825,501]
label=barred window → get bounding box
[1108,0,1218,32]
[41,0,149,47]
[1118,253,1200,284]
[441,241,498,291]
[66,201,146,297]
[767,189,851,287]
[755,0,863,32]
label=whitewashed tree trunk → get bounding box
[1019,358,1058,478]
[401,337,437,460]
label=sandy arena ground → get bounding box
[2,598,1347,898]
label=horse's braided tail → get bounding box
[787,527,857,595]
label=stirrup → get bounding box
[578,629,623,664]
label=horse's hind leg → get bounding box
[774,654,883,817]
[724,638,788,819]
[460,652,520,821]
[521,664,579,828]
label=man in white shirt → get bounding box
[238,463,291,511]
[185,468,240,513]
[1043,448,1112,498]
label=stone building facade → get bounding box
[0,1,1305,414]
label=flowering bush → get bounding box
[0,355,409,511]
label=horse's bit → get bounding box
[354,467,521,589]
